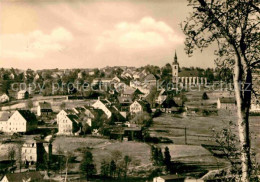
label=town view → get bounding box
[0,0,259,182]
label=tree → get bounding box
[64,152,74,182]
[100,159,110,177]
[131,111,152,127]
[59,102,66,110]
[164,146,171,172]
[8,147,16,166]
[161,63,172,84]
[157,149,164,166]
[123,155,132,178]
[80,151,96,179]
[26,100,34,110]
[146,86,158,107]
[181,0,259,181]
[213,121,258,181]
[56,146,66,177]
[110,160,116,178]
[202,92,209,100]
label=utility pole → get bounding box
[184,127,187,145]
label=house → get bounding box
[112,76,121,83]
[21,139,52,165]
[17,90,29,100]
[56,109,69,124]
[156,89,167,104]
[130,100,151,115]
[92,98,112,118]
[217,97,236,110]
[0,94,10,103]
[121,71,132,79]
[37,102,52,116]
[143,74,158,87]
[34,73,40,80]
[117,96,133,111]
[121,87,144,99]
[89,70,95,76]
[132,71,142,80]
[250,102,260,113]
[57,109,80,135]
[77,71,83,79]
[250,98,260,113]
[153,175,186,182]
[9,73,15,80]
[110,127,125,140]
[6,110,37,133]
[57,107,96,135]
[0,111,12,132]
[92,78,113,85]
[124,127,142,141]
[1,171,44,182]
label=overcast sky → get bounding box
[0,0,218,70]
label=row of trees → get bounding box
[79,150,138,180]
[151,146,172,172]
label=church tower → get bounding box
[172,51,179,83]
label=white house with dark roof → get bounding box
[17,90,29,100]
[57,114,79,135]
[217,97,236,110]
[37,101,52,116]
[6,110,37,133]
[92,98,112,118]
[130,100,150,115]
[0,111,12,132]
[57,107,95,135]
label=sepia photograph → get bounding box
[0,0,259,181]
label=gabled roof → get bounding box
[159,89,167,96]
[1,93,9,98]
[144,74,157,81]
[17,110,37,122]
[0,111,12,121]
[132,100,150,108]
[99,98,111,105]
[4,171,43,181]
[123,88,136,95]
[117,96,133,104]
[39,102,52,110]
[18,90,28,94]
[66,114,79,124]
[158,175,185,180]
[124,127,142,131]
[219,97,236,104]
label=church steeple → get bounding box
[172,50,179,83]
[174,50,178,63]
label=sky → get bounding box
[0,0,218,70]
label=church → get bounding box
[171,51,207,85]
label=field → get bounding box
[52,136,153,175]
[150,114,260,163]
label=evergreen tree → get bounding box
[110,160,116,178]
[202,92,209,100]
[80,151,96,179]
[164,146,171,172]
[157,148,164,166]
[100,159,109,177]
